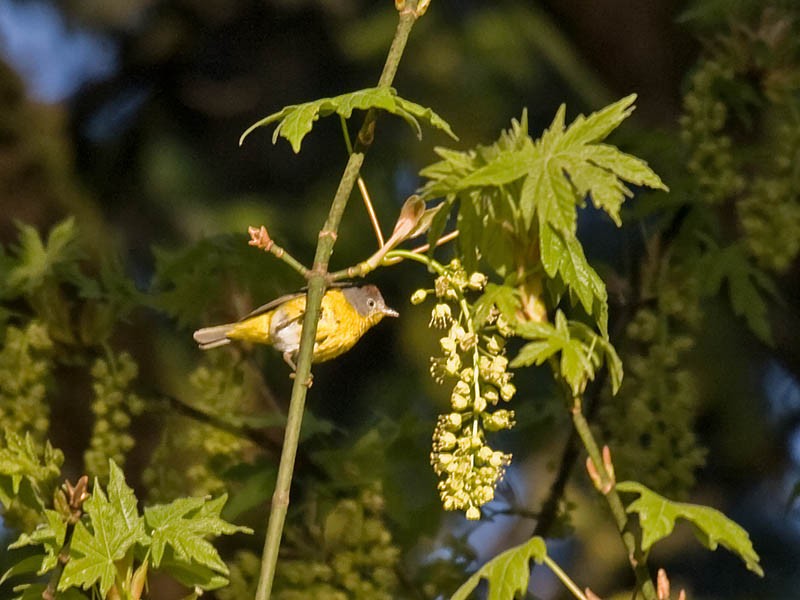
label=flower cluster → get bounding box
[84,352,145,479]
[0,321,52,442]
[415,260,515,520]
[680,10,800,274]
[599,262,706,498]
[142,350,255,502]
[256,483,400,600]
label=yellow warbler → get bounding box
[193,285,397,369]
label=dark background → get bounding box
[1,0,799,598]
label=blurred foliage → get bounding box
[0,0,799,598]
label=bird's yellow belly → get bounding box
[226,291,366,363]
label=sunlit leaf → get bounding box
[617,481,763,577]
[451,536,547,600]
[473,283,519,326]
[0,430,62,510]
[60,463,149,595]
[240,87,457,151]
[5,218,82,296]
[145,494,251,575]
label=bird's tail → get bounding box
[193,324,234,350]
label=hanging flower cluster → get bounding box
[414,259,515,520]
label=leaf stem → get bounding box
[570,396,657,600]
[42,522,75,600]
[340,114,385,248]
[254,6,422,600]
[542,554,588,600]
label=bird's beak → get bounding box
[383,307,399,318]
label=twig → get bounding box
[381,229,460,265]
[570,397,657,600]
[254,4,424,599]
[340,114,385,248]
[358,177,385,247]
[532,369,607,538]
[543,554,589,600]
[160,394,282,455]
[248,226,309,278]
[43,477,90,600]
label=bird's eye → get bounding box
[367,298,377,309]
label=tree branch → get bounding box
[254,4,424,599]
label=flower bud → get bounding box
[411,289,428,305]
[451,393,468,411]
[454,380,470,396]
[465,505,481,520]
[445,354,461,375]
[446,412,462,428]
[468,272,488,290]
[486,335,504,353]
[438,431,457,449]
[440,337,457,354]
[430,303,452,328]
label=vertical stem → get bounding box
[254,6,421,600]
[570,397,657,600]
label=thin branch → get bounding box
[358,176,385,247]
[532,368,607,538]
[570,397,657,600]
[340,113,386,248]
[248,226,309,278]
[254,5,423,599]
[43,477,89,600]
[382,229,459,265]
[543,554,588,600]
[160,394,282,455]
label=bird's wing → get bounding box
[240,285,356,321]
[240,291,306,321]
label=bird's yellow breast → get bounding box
[225,290,373,363]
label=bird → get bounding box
[193,284,398,369]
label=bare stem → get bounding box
[254,5,422,599]
[248,225,309,278]
[543,554,588,600]
[570,396,657,600]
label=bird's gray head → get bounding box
[343,285,399,319]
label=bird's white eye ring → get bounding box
[367,298,377,309]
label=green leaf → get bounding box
[221,462,278,521]
[456,146,534,190]
[8,509,66,574]
[559,94,637,147]
[696,241,776,344]
[11,584,84,600]
[422,97,665,339]
[512,312,620,395]
[0,430,63,509]
[145,494,251,574]
[0,555,47,588]
[157,554,230,591]
[539,226,608,334]
[239,87,457,152]
[451,536,547,600]
[473,283,519,326]
[61,466,150,596]
[617,481,763,577]
[5,218,82,295]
